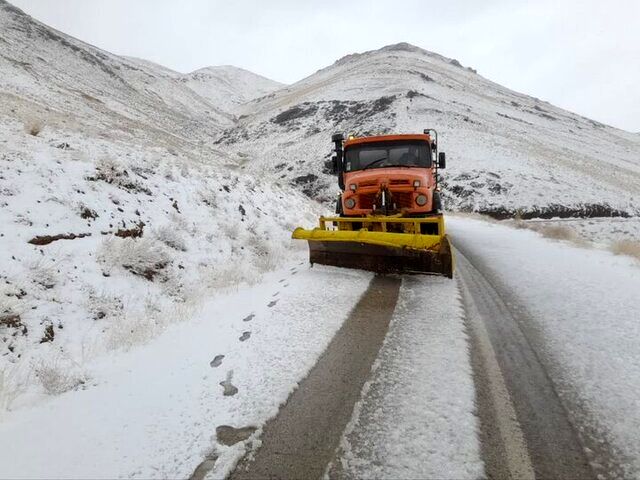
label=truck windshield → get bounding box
[344,142,432,172]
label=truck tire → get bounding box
[432,191,443,213]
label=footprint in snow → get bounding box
[216,425,257,446]
[268,299,278,308]
[220,370,238,396]
[242,313,255,322]
[210,355,224,368]
[290,267,297,272]
[272,292,279,297]
[279,278,286,283]
[291,271,298,276]
[283,283,289,288]
[239,331,251,342]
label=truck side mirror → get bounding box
[438,152,446,169]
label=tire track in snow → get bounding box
[228,275,401,479]
[456,249,596,479]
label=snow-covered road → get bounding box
[449,216,640,478]
[2,216,639,480]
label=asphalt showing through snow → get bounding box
[455,244,599,480]
[226,240,618,479]
[229,275,401,480]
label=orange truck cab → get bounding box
[331,131,446,217]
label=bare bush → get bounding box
[26,256,58,290]
[89,158,152,195]
[246,234,283,273]
[24,119,44,136]
[536,224,579,242]
[86,291,124,320]
[609,240,640,261]
[34,359,87,395]
[220,222,240,239]
[0,363,32,413]
[105,296,196,351]
[98,237,170,281]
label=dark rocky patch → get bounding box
[80,207,98,219]
[114,221,144,239]
[475,204,631,220]
[123,261,167,281]
[292,173,320,198]
[28,232,91,245]
[272,104,319,125]
[40,324,55,343]
[0,313,22,329]
[497,112,534,126]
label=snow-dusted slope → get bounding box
[0,1,315,410]
[0,0,232,150]
[182,65,283,114]
[218,43,640,217]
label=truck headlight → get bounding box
[345,198,356,209]
[349,184,357,191]
[413,180,421,188]
[415,194,428,206]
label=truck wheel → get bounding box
[432,191,443,213]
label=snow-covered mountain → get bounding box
[218,43,640,218]
[0,0,235,151]
[182,65,283,113]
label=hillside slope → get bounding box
[217,43,640,217]
[182,65,283,114]
[0,1,316,409]
[0,0,232,152]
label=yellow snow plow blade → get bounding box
[292,215,454,278]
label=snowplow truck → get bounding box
[292,130,454,278]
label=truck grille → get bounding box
[357,192,414,210]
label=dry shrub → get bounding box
[0,363,32,413]
[536,224,579,242]
[34,358,87,395]
[153,225,187,252]
[609,240,640,261]
[24,119,44,136]
[105,297,197,351]
[98,237,170,281]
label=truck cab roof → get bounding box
[344,133,432,148]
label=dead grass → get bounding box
[535,224,579,241]
[34,358,87,395]
[609,240,640,261]
[24,119,44,136]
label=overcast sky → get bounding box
[10,0,640,131]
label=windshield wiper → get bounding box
[362,157,388,170]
